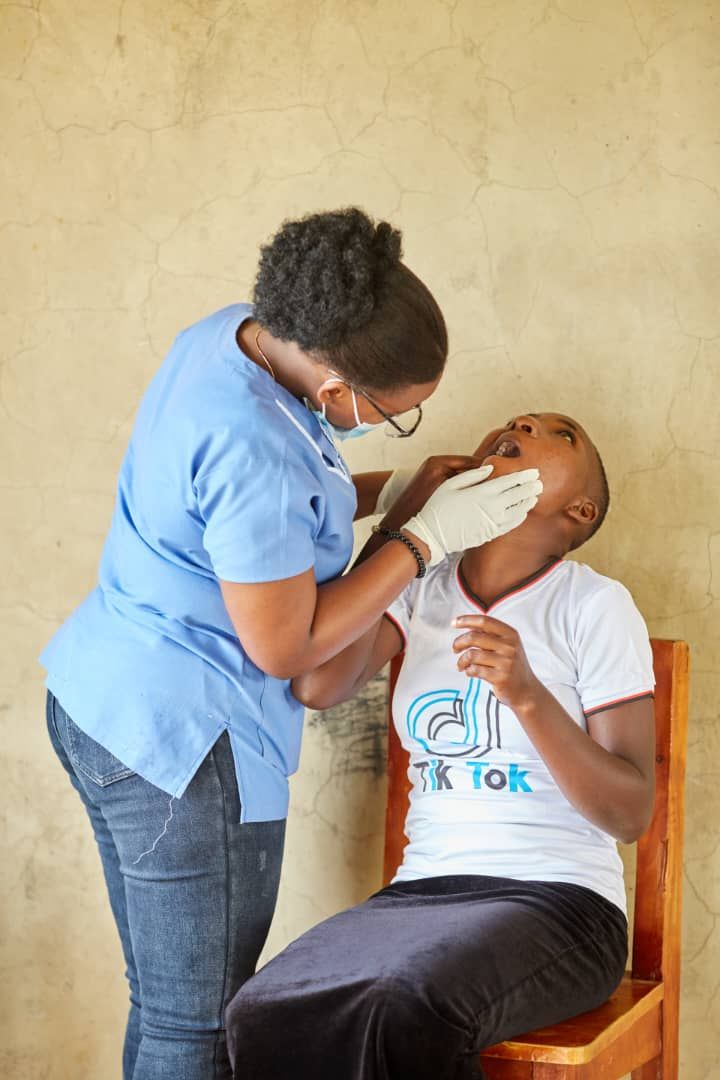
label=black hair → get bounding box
[589,444,610,537]
[253,207,448,391]
[573,441,610,549]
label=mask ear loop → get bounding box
[350,387,362,427]
[320,373,362,426]
[326,368,378,429]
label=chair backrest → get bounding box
[383,638,689,985]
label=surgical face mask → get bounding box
[309,373,379,444]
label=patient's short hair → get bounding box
[572,442,610,550]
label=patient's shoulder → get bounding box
[565,558,624,590]
[563,559,642,611]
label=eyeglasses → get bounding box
[352,386,423,438]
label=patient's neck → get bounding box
[460,530,565,609]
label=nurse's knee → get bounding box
[140,1014,224,1042]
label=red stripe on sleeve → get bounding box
[584,690,655,718]
[383,611,407,649]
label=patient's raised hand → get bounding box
[451,614,542,711]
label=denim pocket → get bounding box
[52,697,135,787]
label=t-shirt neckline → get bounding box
[456,556,564,613]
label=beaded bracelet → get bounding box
[371,525,427,579]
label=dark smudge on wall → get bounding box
[307,671,390,780]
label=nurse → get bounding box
[40,207,541,1080]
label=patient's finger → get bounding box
[453,614,515,638]
[459,662,496,680]
[469,614,520,636]
[452,632,515,655]
[457,647,506,671]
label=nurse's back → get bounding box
[102,305,243,630]
[41,301,356,810]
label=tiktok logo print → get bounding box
[406,680,533,795]
[406,678,502,758]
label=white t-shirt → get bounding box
[385,555,655,914]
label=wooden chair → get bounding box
[383,639,689,1079]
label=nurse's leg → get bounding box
[113,732,285,1080]
[46,693,141,1079]
[48,693,285,1080]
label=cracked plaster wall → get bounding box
[1,1,718,1077]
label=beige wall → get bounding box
[2,1,718,1076]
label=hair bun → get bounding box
[372,220,403,269]
[253,207,405,350]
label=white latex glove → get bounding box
[404,465,543,565]
[375,468,415,515]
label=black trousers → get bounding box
[226,875,627,1080]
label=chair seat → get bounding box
[481,974,664,1066]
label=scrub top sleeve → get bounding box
[574,582,655,717]
[196,456,318,584]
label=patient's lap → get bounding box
[227,874,627,1059]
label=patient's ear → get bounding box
[565,497,599,528]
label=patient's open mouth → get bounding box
[491,437,521,458]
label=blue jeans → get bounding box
[46,691,286,1080]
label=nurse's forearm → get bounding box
[300,538,422,672]
[220,536,426,681]
[291,620,388,710]
[352,471,392,519]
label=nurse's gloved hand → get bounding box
[403,466,543,566]
[375,455,489,521]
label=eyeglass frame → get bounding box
[349,384,423,438]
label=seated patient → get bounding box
[226,413,656,1080]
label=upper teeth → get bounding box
[496,440,515,457]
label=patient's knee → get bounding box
[366,973,457,1040]
[366,974,470,1076]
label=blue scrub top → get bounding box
[40,304,357,821]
